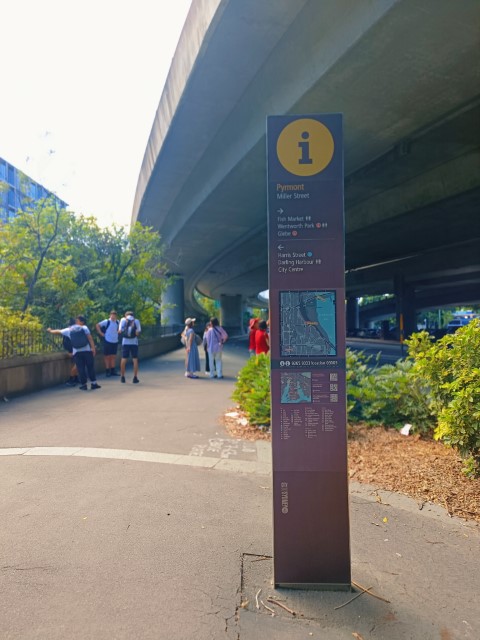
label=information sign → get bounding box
[267,114,351,588]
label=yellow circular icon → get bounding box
[276,118,335,176]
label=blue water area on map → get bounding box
[316,295,336,347]
[281,374,312,403]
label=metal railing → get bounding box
[0,325,181,360]
[0,329,63,359]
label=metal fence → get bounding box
[0,325,181,360]
[0,329,63,359]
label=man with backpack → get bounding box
[118,311,141,384]
[96,310,120,377]
[48,316,101,391]
[62,318,80,387]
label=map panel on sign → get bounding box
[280,290,336,356]
[281,372,312,404]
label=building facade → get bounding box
[0,156,67,221]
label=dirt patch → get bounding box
[224,409,271,441]
[348,424,479,523]
[223,410,480,523]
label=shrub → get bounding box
[232,354,271,426]
[407,321,480,475]
[346,348,434,432]
[1,308,42,331]
[346,348,374,421]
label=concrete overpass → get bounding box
[132,0,480,333]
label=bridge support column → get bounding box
[161,276,185,329]
[220,294,243,335]
[346,297,359,333]
[394,275,416,340]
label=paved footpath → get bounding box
[0,342,478,640]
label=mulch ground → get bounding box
[223,410,480,524]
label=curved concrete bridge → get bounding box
[132,0,480,333]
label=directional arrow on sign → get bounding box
[277,208,284,214]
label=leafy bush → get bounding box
[1,309,42,331]
[346,348,434,432]
[406,321,480,475]
[346,348,374,421]
[0,308,53,358]
[232,354,271,426]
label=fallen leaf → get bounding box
[352,633,365,640]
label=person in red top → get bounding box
[248,318,259,356]
[255,320,269,355]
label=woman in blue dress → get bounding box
[183,318,201,379]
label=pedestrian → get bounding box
[62,317,80,386]
[248,317,259,357]
[182,317,200,379]
[255,319,269,355]
[118,311,141,384]
[47,316,101,391]
[96,310,120,377]
[205,317,228,379]
[202,321,211,376]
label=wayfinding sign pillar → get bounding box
[267,114,350,589]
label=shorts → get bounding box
[104,340,118,356]
[122,344,139,359]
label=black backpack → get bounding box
[62,335,72,352]
[69,326,89,349]
[122,318,137,339]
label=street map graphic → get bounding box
[280,290,336,356]
[281,372,312,403]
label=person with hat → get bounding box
[182,317,200,379]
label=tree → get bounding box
[0,200,171,325]
[0,198,77,316]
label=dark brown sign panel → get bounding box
[267,114,350,589]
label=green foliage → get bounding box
[346,348,434,432]
[194,291,217,319]
[0,308,56,358]
[406,321,480,474]
[233,332,480,476]
[0,308,42,331]
[345,348,374,420]
[0,200,171,326]
[232,354,271,426]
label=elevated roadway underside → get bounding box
[133,0,480,319]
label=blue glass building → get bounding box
[0,156,67,221]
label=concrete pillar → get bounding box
[346,297,359,334]
[161,276,184,328]
[220,294,243,335]
[394,275,416,340]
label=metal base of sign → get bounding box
[275,582,352,592]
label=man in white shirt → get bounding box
[118,311,142,384]
[48,316,101,391]
[96,310,120,377]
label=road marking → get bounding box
[0,446,272,475]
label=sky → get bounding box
[0,0,192,228]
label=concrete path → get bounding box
[0,342,478,639]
